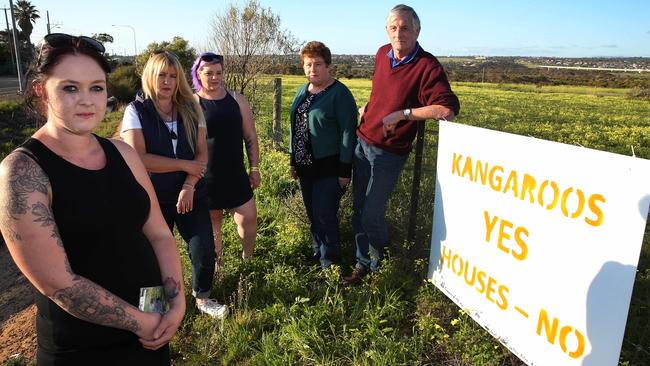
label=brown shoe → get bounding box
[340,266,368,287]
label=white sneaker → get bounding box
[196,298,229,319]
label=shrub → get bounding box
[109,65,140,103]
[628,86,650,99]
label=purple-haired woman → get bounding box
[191,52,260,264]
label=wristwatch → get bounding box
[403,108,412,120]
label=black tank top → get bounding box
[199,93,246,179]
[20,136,169,365]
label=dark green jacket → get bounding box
[289,80,358,176]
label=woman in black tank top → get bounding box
[190,52,260,265]
[0,34,185,365]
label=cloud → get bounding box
[647,30,650,35]
[600,44,618,48]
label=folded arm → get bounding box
[0,152,160,340]
[111,140,186,349]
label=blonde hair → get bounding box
[141,52,204,151]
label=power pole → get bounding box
[46,10,50,34]
[8,0,23,92]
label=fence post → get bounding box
[407,120,426,242]
[272,77,282,149]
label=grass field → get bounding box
[177,77,650,365]
[1,77,649,365]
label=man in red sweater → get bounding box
[342,4,460,286]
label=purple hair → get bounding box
[191,52,223,92]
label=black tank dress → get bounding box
[20,136,170,366]
[199,93,254,210]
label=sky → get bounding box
[17,0,650,58]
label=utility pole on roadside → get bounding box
[45,11,61,34]
[8,0,23,92]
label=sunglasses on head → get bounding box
[151,50,182,62]
[200,53,223,63]
[43,33,105,54]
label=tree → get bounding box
[0,28,32,71]
[13,0,40,43]
[92,33,114,44]
[135,36,196,76]
[208,0,300,95]
[109,64,139,102]
[0,30,15,70]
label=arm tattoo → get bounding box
[32,201,56,227]
[5,153,49,220]
[163,277,180,300]
[244,137,253,151]
[53,279,141,334]
[30,199,74,275]
[31,201,64,248]
[244,137,255,165]
[0,153,49,243]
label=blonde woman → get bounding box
[121,51,227,319]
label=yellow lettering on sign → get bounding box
[450,152,606,227]
[585,194,605,227]
[440,245,509,311]
[536,308,586,359]
[451,153,463,176]
[483,211,529,261]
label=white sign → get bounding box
[428,121,650,366]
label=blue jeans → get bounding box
[299,175,346,268]
[352,138,408,271]
[160,196,215,299]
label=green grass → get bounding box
[176,78,650,365]
[0,100,34,159]
[2,79,649,365]
[200,78,650,366]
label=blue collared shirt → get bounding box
[387,42,421,68]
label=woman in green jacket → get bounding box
[289,41,358,269]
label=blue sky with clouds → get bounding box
[26,0,650,57]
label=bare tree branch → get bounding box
[208,0,300,99]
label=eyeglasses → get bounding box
[200,53,223,63]
[43,33,105,54]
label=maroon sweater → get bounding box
[357,44,460,155]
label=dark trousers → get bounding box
[160,196,215,298]
[299,175,346,268]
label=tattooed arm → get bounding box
[111,140,186,350]
[0,151,160,340]
[236,92,261,190]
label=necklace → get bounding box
[159,105,177,140]
[159,105,173,118]
[165,121,177,140]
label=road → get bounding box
[0,76,20,97]
[533,65,650,73]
